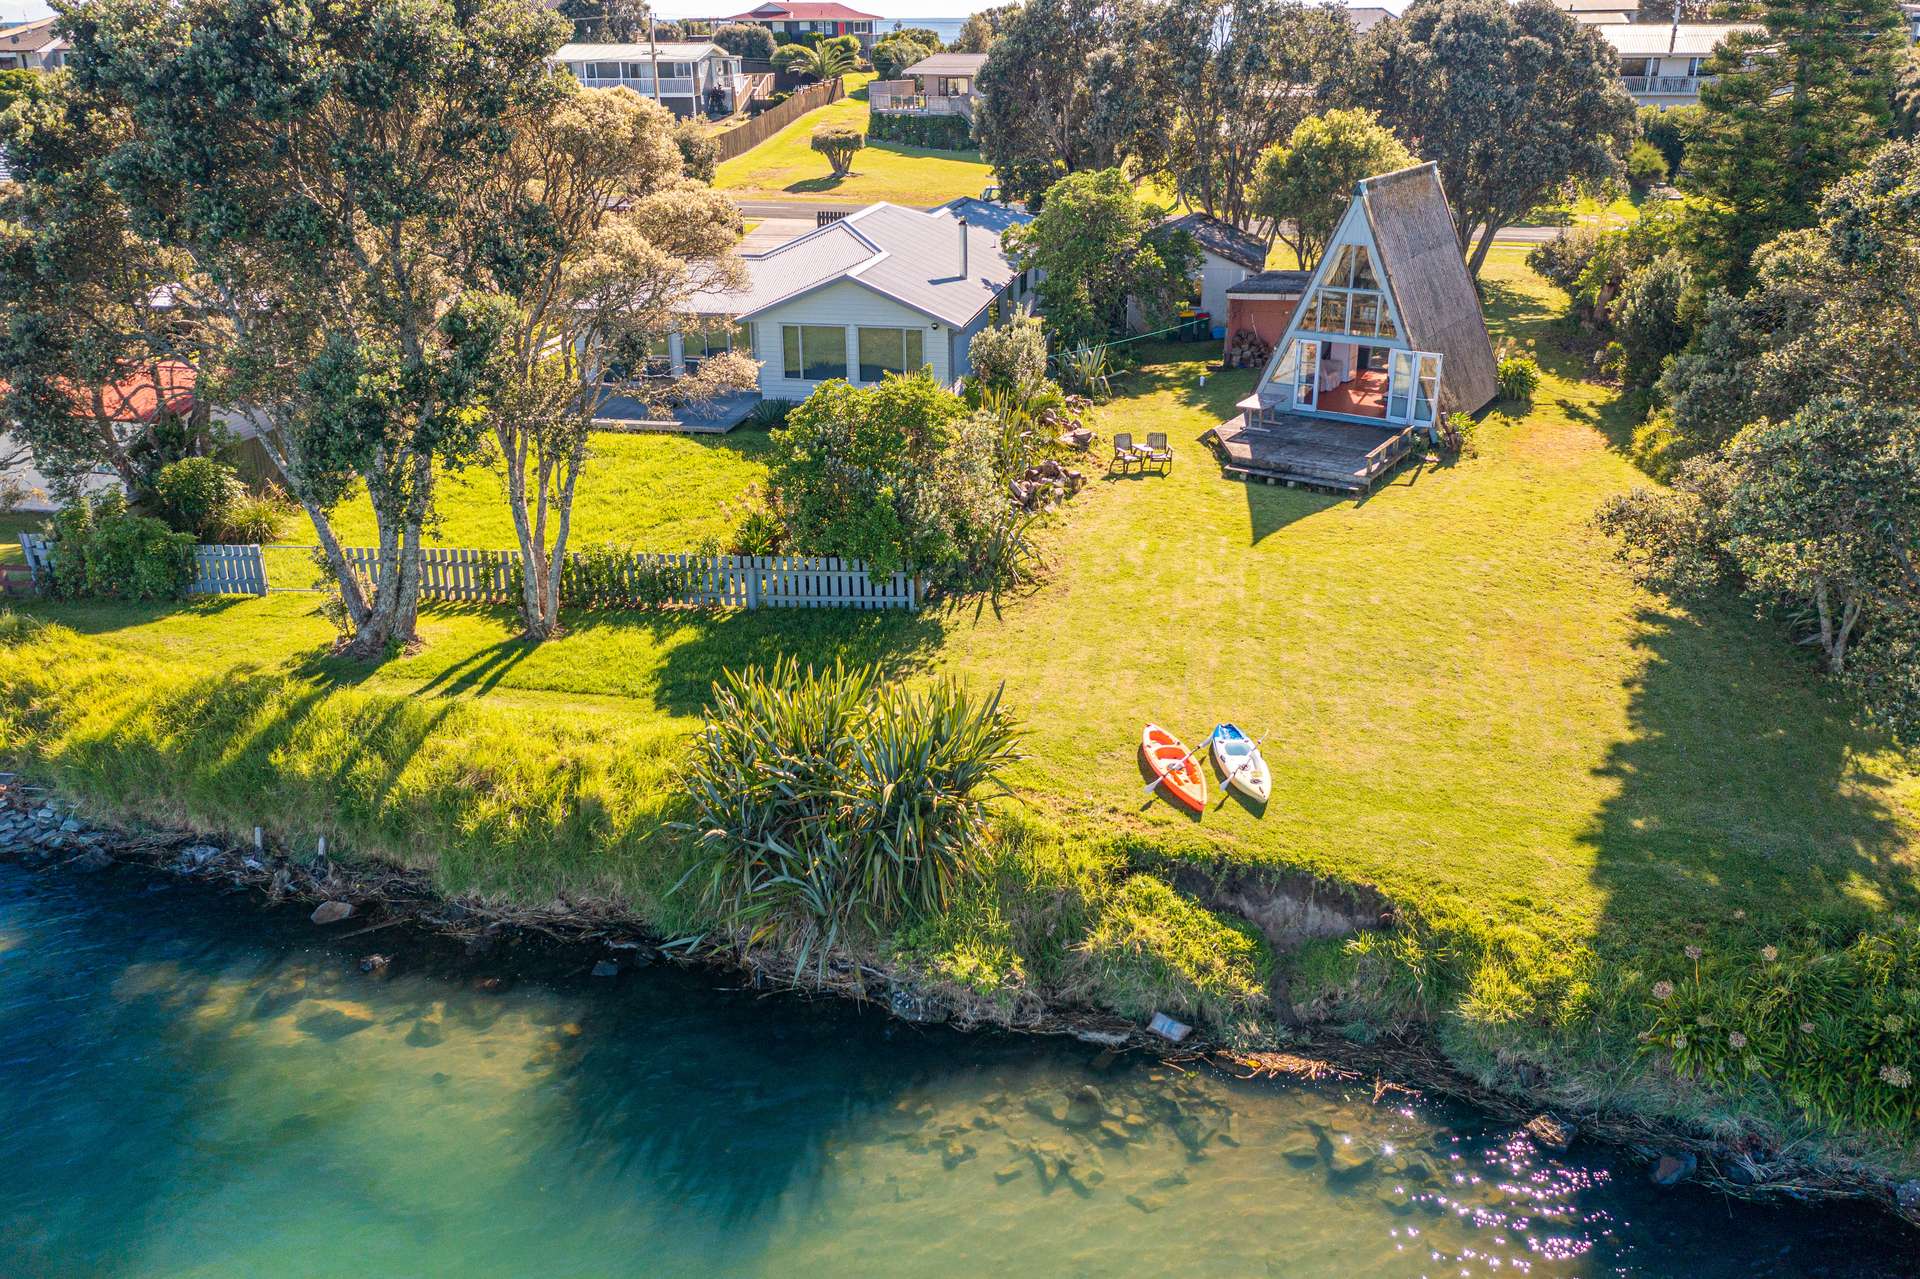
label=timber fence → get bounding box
[19,533,917,611]
[710,76,847,163]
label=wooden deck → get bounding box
[1204,411,1418,494]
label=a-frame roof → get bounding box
[1259,162,1498,419]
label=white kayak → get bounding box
[1210,723,1271,804]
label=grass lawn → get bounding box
[7,248,1920,1158]
[0,512,42,564]
[714,74,993,207]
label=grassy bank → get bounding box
[4,249,1919,1179]
[714,75,993,206]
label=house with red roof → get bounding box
[714,3,882,51]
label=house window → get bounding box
[642,333,673,376]
[1297,244,1396,340]
[1618,57,1652,78]
[858,327,924,382]
[685,322,756,371]
[782,324,847,381]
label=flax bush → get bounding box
[675,657,1022,969]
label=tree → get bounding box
[0,68,36,113]
[558,0,652,42]
[1250,107,1413,270]
[1612,250,1693,386]
[1636,103,1704,176]
[0,69,208,499]
[872,32,936,81]
[952,4,1022,53]
[675,118,719,182]
[1892,45,1920,140]
[967,312,1050,391]
[1003,168,1200,351]
[773,40,854,82]
[1157,0,1357,229]
[58,0,574,659]
[467,88,754,639]
[1684,0,1906,288]
[810,124,864,177]
[973,0,1170,205]
[1357,0,1636,277]
[1598,398,1920,742]
[712,22,777,61]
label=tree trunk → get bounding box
[1466,222,1501,280]
[248,414,369,626]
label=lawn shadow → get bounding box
[1581,598,1919,972]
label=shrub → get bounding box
[1637,104,1702,175]
[221,487,292,544]
[868,112,974,151]
[745,397,795,431]
[1435,411,1478,459]
[1496,353,1542,403]
[1628,408,1690,481]
[1527,223,1607,296]
[46,491,196,601]
[675,658,1022,968]
[1057,344,1113,400]
[1626,138,1668,189]
[1612,249,1695,390]
[150,456,239,541]
[711,21,775,61]
[809,123,864,177]
[967,312,1049,393]
[675,120,719,182]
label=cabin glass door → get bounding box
[1387,349,1414,421]
[1387,350,1443,425]
[1292,339,1319,412]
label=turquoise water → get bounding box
[0,861,1911,1277]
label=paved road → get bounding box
[730,196,1568,249]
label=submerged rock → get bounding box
[1651,1152,1697,1186]
[296,1009,374,1041]
[310,900,354,926]
[590,960,620,978]
[405,1019,446,1048]
[1524,1114,1576,1151]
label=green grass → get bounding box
[7,248,1920,1161]
[715,74,994,206]
[0,512,43,565]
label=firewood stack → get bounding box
[1225,329,1272,369]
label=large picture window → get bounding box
[857,327,924,382]
[782,325,847,381]
[1297,244,1398,341]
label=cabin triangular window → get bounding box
[1294,244,1398,342]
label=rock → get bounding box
[888,983,950,1024]
[1375,1184,1415,1214]
[590,959,620,978]
[1072,1026,1130,1048]
[1125,1192,1165,1214]
[1278,1130,1325,1168]
[66,848,114,873]
[940,1141,976,1170]
[296,1009,374,1041]
[59,818,82,833]
[358,954,391,976]
[993,1161,1026,1185]
[1063,1086,1104,1129]
[405,1019,445,1048]
[1523,1114,1576,1151]
[1897,1180,1920,1213]
[1026,1091,1072,1125]
[1651,1153,1697,1187]
[1327,1141,1376,1181]
[310,900,354,926]
[1147,1012,1191,1043]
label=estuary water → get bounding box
[0,860,1911,1278]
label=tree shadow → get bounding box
[1582,599,1918,973]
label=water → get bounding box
[881,17,969,44]
[0,861,1911,1278]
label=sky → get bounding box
[5,1,1417,30]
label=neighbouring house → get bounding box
[0,16,63,71]
[1548,0,1636,25]
[553,41,753,118]
[713,2,882,51]
[1209,162,1497,493]
[1904,2,1920,43]
[870,52,988,121]
[0,361,246,512]
[1160,212,1267,341]
[600,202,1035,430]
[1222,269,1311,368]
[1600,21,1762,108]
[1336,5,1392,34]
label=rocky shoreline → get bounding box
[3,774,1916,1229]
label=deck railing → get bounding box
[1621,74,1705,96]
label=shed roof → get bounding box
[1342,6,1392,33]
[1162,211,1266,272]
[1600,21,1761,58]
[1226,269,1311,298]
[903,52,989,78]
[932,196,1034,236]
[1548,0,1636,15]
[689,202,1024,326]
[1,362,199,424]
[1357,163,1498,416]
[554,41,725,62]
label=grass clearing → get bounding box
[6,248,1920,1160]
[714,75,993,206]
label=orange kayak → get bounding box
[1142,724,1206,813]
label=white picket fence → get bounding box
[18,534,918,611]
[18,534,267,596]
[342,545,919,611]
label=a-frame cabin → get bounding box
[1210,162,1499,493]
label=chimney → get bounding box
[957,216,969,280]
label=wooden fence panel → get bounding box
[709,76,847,163]
[19,533,267,596]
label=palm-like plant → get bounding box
[773,41,855,83]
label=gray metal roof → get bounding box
[903,52,990,78]
[690,202,1024,327]
[1226,269,1311,297]
[1162,211,1267,272]
[1600,22,1761,58]
[932,196,1034,236]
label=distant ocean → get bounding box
[880,17,969,43]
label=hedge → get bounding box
[869,112,974,152]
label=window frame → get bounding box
[856,325,925,383]
[782,324,847,382]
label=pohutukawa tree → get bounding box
[0,71,207,497]
[58,0,577,658]
[1250,107,1413,269]
[469,87,753,639]
[1357,0,1636,277]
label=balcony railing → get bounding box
[1621,74,1705,96]
[577,75,697,96]
[869,88,975,118]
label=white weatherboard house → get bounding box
[552,41,751,117]
[1600,21,1762,108]
[682,201,1034,400]
[1210,163,1497,493]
